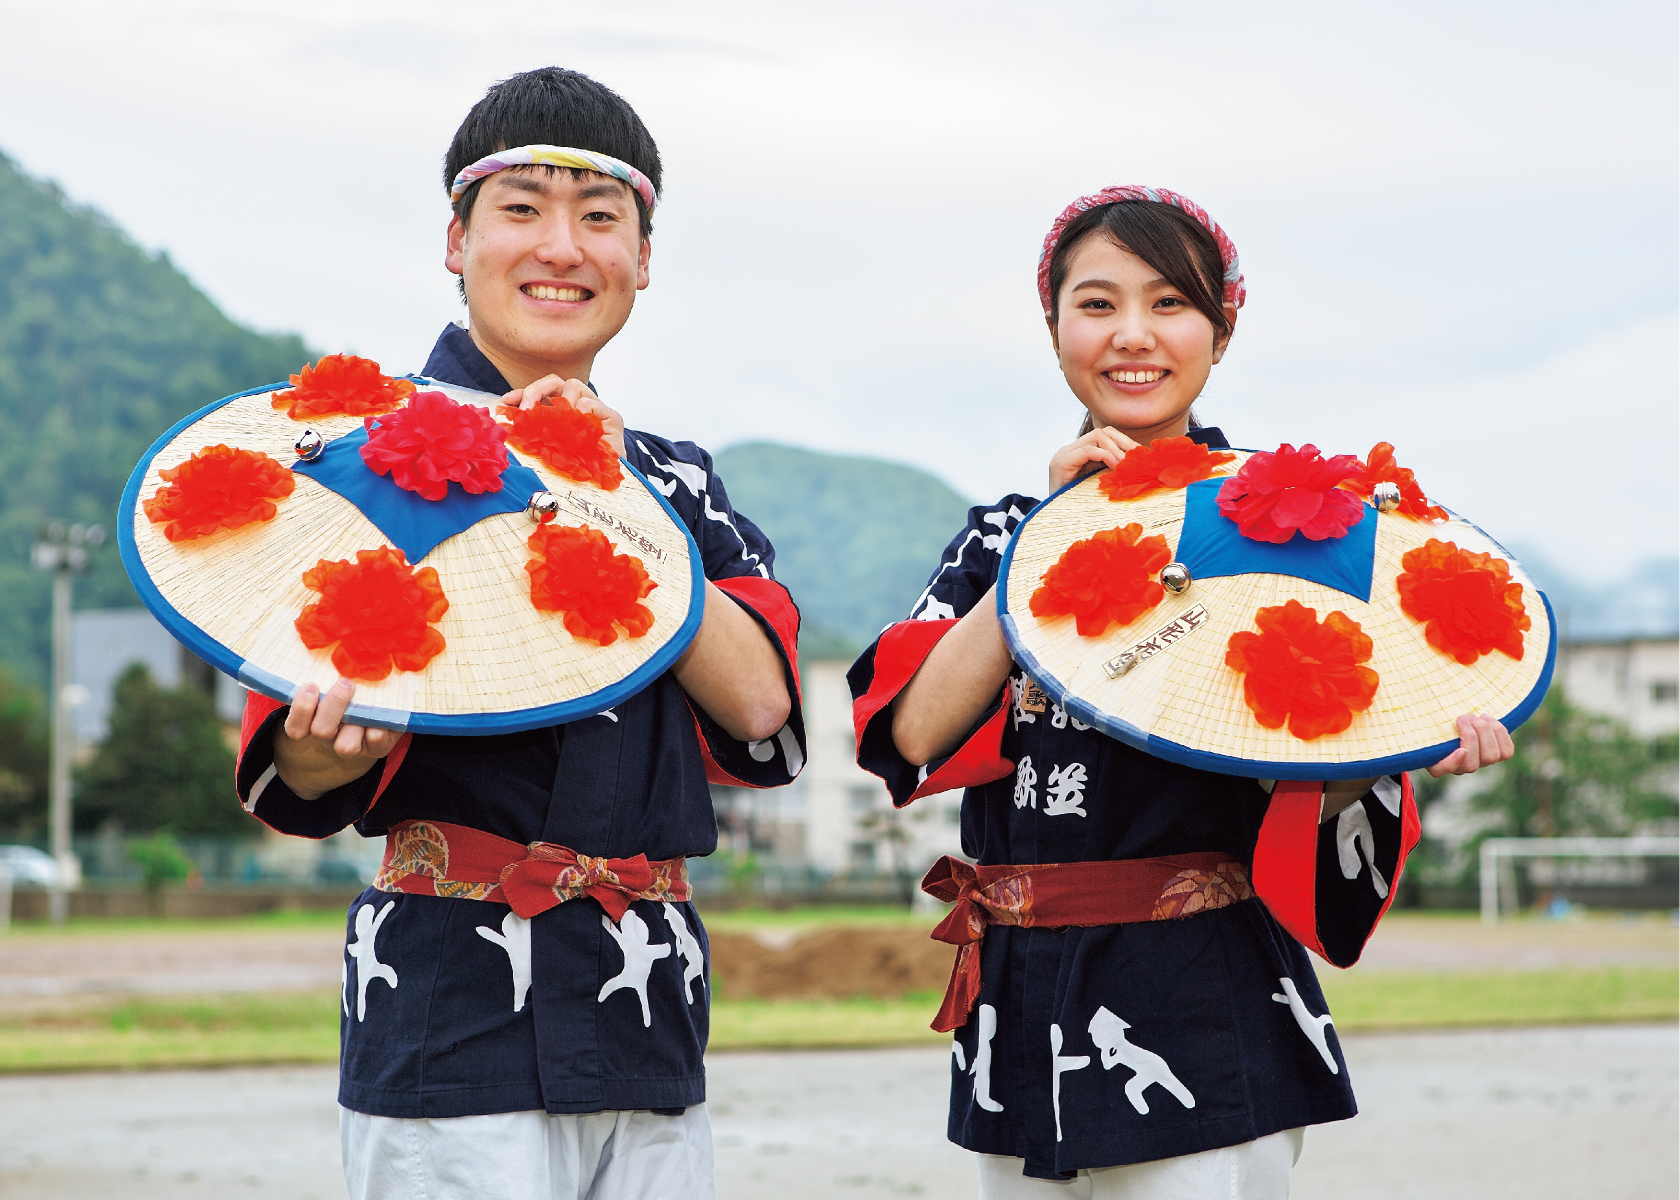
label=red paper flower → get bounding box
[141,444,296,542]
[271,355,415,419]
[1340,442,1447,523]
[294,547,449,681]
[1028,523,1172,637]
[360,390,509,501]
[526,523,657,646]
[1216,444,1365,543]
[1397,539,1530,664]
[498,401,623,491]
[1098,436,1236,501]
[1225,600,1379,741]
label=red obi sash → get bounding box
[921,852,1253,1033]
[372,820,689,922]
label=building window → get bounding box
[848,786,877,813]
[1653,680,1679,704]
[849,841,877,871]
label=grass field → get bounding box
[0,966,1672,1073]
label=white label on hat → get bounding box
[1102,604,1210,679]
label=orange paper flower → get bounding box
[271,355,416,419]
[294,547,449,681]
[1225,600,1379,741]
[1097,436,1235,501]
[1028,523,1171,637]
[141,444,295,542]
[1396,539,1530,664]
[526,524,656,646]
[499,401,623,491]
[1340,442,1447,522]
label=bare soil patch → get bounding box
[707,926,950,1000]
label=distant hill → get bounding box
[0,152,311,688]
[1507,543,1678,641]
[712,443,975,658]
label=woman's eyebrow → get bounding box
[1070,276,1173,291]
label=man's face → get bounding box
[445,167,650,381]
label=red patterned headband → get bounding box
[1037,186,1245,315]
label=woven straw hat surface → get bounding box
[1001,451,1553,777]
[124,381,697,728]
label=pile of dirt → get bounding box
[706,925,952,1000]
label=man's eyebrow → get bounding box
[575,180,630,201]
[496,174,553,197]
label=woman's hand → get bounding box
[1048,425,1140,494]
[503,376,626,460]
[272,680,402,801]
[1427,712,1515,777]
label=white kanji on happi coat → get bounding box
[1043,762,1089,818]
[968,1003,1004,1112]
[476,911,533,1013]
[347,900,398,1022]
[1087,1006,1196,1115]
[1271,977,1339,1074]
[1049,1023,1091,1141]
[1011,674,1038,730]
[1336,803,1389,899]
[599,909,672,1027]
[1049,703,1090,731]
[661,902,706,1003]
[1013,757,1038,810]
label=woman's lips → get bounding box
[1105,368,1166,385]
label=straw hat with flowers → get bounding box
[999,437,1555,779]
[118,356,701,734]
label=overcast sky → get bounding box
[2,0,1675,575]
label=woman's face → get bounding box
[1050,234,1233,443]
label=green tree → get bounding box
[125,831,194,912]
[0,663,47,837]
[1468,688,1678,843]
[75,663,246,836]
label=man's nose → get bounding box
[535,218,586,267]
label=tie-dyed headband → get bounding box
[450,145,658,215]
[1037,186,1244,315]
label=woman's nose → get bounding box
[1110,311,1155,351]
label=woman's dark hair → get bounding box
[1047,201,1231,435]
[444,67,661,240]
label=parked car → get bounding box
[0,846,60,887]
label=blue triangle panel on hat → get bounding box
[291,426,547,564]
[1172,477,1377,603]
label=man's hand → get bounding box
[503,376,625,460]
[273,680,401,801]
[1048,426,1140,494]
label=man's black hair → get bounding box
[444,68,661,240]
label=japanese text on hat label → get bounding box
[562,491,667,562]
[1103,604,1210,679]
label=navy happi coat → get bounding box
[235,325,806,1118]
[849,428,1420,1180]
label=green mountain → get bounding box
[0,152,311,688]
[713,443,975,658]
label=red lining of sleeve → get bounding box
[852,620,958,745]
[692,576,803,788]
[904,687,1013,804]
[1251,779,1328,960]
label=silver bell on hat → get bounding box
[1371,481,1402,513]
[293,429,326,461]
[1159,562,1193,595]
[527,491,561,523]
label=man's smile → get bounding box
[521,283,593,302]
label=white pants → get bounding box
[340,1105,715,1200]
[978,1127,1303,1200]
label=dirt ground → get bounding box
[1,911,1673,1013]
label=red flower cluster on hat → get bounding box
[1097,436,1236,501]
[526,523,657,646]
[142,444,296,542]
[1341,442,1447,523]
[1225,600,1379,740]
[360,391,509,501]
[294,547,449,681]
[271,355,416,420]
[499,400,623,491]
[1397,539,1530,664]
[1216,444,1365,543]
[1029,523,1171,637]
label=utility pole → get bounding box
[30,523,103,925]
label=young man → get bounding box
[234,68,805,1198]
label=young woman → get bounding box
[849,187,1513,1198]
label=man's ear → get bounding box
[636,236,652,291]
[1210,303,1238,364]
[445,214,466,277]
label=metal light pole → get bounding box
[30,522,103,925]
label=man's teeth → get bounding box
[1109,370,1163,384]
[525,285,589,301]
